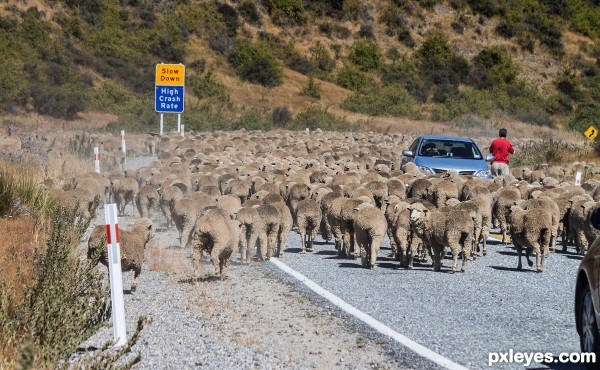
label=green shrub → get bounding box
[264,0,304,25]
[229,40,283,87]
[335,64,376,92]
[272,106,293,128]
[233,110,273,131]
[302,76,323,99]
[348,41,382,71]
[290,106,349,131]
[379,61,427,102]
[310,42,336,74]
[188,70,230,103]
[341,84,418,118]
[471,46,519,89]
[239,1,262,25]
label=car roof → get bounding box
[418,135,474,142]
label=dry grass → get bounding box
[0,218,42,311]
[145,241,193,277]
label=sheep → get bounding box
[407,178,432,200]
[263,199,292,258]
[492,186,521,244]
[520,196,560,253]
[462,186,493,257]
[135,184,160,218]
[428,177,460,207]
[288,183,311,226]
[410,202,476,273]
[296,198,322,253]
[352,203,387,269]
[236,206,263,263]
[215,194,242,219]
[364,181,388,210]
[256,203,281,260]
[192,208,239,280]
[159,185,184,229]
[390,201,416,268]
[87,218,154,292]
[111,177,139,216]
[509,205,552,272]
[569,199,599,255]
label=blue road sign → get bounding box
[155,85,185,113]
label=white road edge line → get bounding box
[269,258,470,370]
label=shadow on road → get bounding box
[489,265,537,273]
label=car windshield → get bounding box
[419,139,482,159]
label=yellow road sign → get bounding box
[155,64,185,86]
[584,125,598,140]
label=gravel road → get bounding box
[72,157,587,370]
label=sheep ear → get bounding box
[147,224,152,230]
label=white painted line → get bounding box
[269,258,470,370]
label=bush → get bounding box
[341,84,419,118]
[264,0,304,25]
[188,70,230,103]
[302,76,322,99]
[470,46,519,89]
[233,110,273,131]
[335,64,376,92]
[310,42,335,74]
[239,1,262,26]
[358,24,375,39]
[569,104,600,133]
[379,61,427,102]
[229,40,283,87]
[272,106,293,128]
[348,41,382,71]
[290,106,349,131]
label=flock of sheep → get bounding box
[40,129,600,289]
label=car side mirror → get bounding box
[591,208,600,230]
[485,154,494,162]
[402,149,414,157]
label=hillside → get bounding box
[1,0,600,138]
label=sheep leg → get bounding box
[370,234,384,269]
[266,229,278,260]
[388,228,398,259]
[516,245,523,270]
[525,247,534,268]
[432,246,443,272]
[299,228,307,254]
[245,231,258,264]
[533,243,543,272]
[309,227,317,251]
[257,232,268,260]
[277,227,288,258]
[451,248,459,274]
[131,267,141,292]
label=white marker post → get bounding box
[105,204,127,347]
[177,113,181,133]
[93,147,100,174]
[160,114,164,136]
[306,128,310,135]
[576,171,582,186]
[120,130,126,156]
[181,124,185,137]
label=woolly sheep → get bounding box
[236,206,263,263]
[136,184,160,218]
[410,202,476,273]
[352,203,387,269]
[87,218,154,292]
[192,208,239,280]
[509,205,552,272]
[159,185,184,229]
[215,194,242,219]
[521,196,560,253]
[255,203,281,260]
[492,186,521,244]
[111,177,139,216]
[296,198,322,253]
[569,199,599,255]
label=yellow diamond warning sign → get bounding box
[155,64,185,86]
[584,125,599,141]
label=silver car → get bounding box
[400,135,493,179]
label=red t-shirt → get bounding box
[489,137,515,164]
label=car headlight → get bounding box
[417,165,434,174]
[474,170,492,179]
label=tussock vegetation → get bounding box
[0,160,141,369]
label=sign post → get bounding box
[155,64,185,135]
[105,204,127,347]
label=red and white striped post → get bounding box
[93,147,100,173]
[105,203,127,347]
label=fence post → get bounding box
[104,204,127,347]
[93,147,100,174]
[181,124,185,137]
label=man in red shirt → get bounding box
[489,128,515,177]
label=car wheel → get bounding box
[580,283,600,364]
